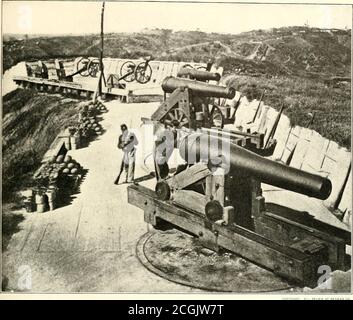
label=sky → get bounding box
[2,1,352,35]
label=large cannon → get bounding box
[178,133,331,200]
[150,75,276,155]
[162,76,235,99]
[150,76,236,131]
[177,68,221,82]
[129,64,350,288]
[128,129,349,287]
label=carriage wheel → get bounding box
[209,105,224,128]
[87,59,100,78]
[164,107,190,129]
[120,61,136,82]
[155,181,171,200]
[76,57,90,77]
[135,62,152,84]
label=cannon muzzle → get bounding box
[178,133,332,200]
[177,68,221,82]
[162,76,235,99]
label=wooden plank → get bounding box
[73,204,119,252]
[290,128,313,169]
[246,99,262,128]
[172,190,207,215]
[322,142,351,209]
[149,61,160,84]
[256,105,270,133]
[164,63,174,81]
[339,171,352,216]
[281,126,302,164]
[208,168,226,205]
[127,184,326,286]
[115,59,124,77]
[42,138,66,163]
[161,62,171,81]
[301,132,330,174]
[21,221,49,253]
[168,163,210,190]
[171,62,179,78]
[263,107,279,144]
[342,210,352,229]
[258,211,346,270]
[233,96,250,129]
[271,115,291,161]
[156,62,166,85]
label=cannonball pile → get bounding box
[94,101,108,113]
[86,101,108,117]
[79,101,108,138]
[36,154,82,183]
[79,115,103,137]
[54,154,82,175]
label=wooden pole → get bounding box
[97,1,105,98]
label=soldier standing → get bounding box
[114,124,138,184]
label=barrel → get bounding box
[162,76,235,99]
[36,204,46,213]
[70,134,80,150]
[35,194,45,205]
[24,201,35,213]
[47,189,57,211]
[177,68,221,82]
[178,133,332,200]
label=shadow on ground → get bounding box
[2,210,25,251]
[55,169,89,208]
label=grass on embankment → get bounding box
[225,75,351,150]
[2,88,84,252]
[2,88,82,203]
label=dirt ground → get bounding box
[2,98,350,293]
[2,100,200,293]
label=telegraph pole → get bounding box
[98,1,105,97]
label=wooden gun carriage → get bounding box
[128,73,350,288]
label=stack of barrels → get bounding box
[24,153,83,213]
[21,188,56,213]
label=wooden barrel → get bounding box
[24,201,35,213]
[35,194,45,204]
[36,203,46,213]
[70,135,80,150]
[24,190,35,212]
[47,189,57,211]
[48,201,56,211]
[47,190,56,202]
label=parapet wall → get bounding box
[225,93,352,228]
[27,58,223,89]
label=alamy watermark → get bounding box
[17,265,32,291]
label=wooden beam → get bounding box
[127,184,328,287]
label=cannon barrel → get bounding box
[177,68,221,82]
[178,133,332,200]
[162,76,235,99]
